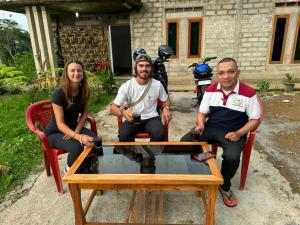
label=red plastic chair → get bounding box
[211,97,264,190]
[117,101,169,141]
[25,100,97,194]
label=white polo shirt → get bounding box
[199,80,261,132]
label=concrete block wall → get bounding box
[130,0,300,87]
[130,0,164,59]
[238,1,273,72]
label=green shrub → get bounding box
[86,70,102,103]
[13,76,28,82]
[5,70,24,78]
[0,67,17,76]
[98,67,117,94]
[0,64,6,69]
[14,52,36,81]
[1,77,27,90]
[257,80,270,91]
[27,68,63,103]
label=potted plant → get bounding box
[284,73,295,92]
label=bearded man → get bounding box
[110,54,171,141]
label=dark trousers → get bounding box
[47,128,97,167]
[119,116,164,142]
[180,127,246,191]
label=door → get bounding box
[110,25,132,76]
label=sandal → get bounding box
[219,187,238,207]
[64,165,70,175]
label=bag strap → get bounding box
[128,78,152,108]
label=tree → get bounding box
[0,19,32,64]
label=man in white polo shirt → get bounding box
[181,57,261,207]
[110,54,171,141]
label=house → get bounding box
[0,0,299,89]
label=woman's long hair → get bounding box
[60,60,89,108]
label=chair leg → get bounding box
[50,153,64,194]
[211,144,218,154]
[43,150,51,176]
[239,145,252,191]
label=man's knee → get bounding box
[180,132,193,142]
[222,149,242,163]
[119,127,135,142]
[144,118,164,141]
[149,128,164,141]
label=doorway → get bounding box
[110,25,132,76]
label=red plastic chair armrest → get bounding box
[117,115,123,128]
[87,116,97,135]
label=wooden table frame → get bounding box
[63,142,223,225]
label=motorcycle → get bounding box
[133,45,174,94]
[189,56,217,106]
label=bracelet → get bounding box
[79,134,83,146]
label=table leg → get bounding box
[206,186,217,225]
[69,184,86,225]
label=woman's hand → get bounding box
[63,134,72,140]
[80,134,94,147]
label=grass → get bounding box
[0,90,114,201]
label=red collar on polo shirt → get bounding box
[217,80,240,106]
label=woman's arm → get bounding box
[52,103,93,146]
[75,103,88,134]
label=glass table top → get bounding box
[75,144,211,175]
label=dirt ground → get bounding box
[258,93,300,194]
[0,92,299,225]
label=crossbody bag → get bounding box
[127,78,152,108]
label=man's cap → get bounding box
[135,54,152,65]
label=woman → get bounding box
[45,60,96,171]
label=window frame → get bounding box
[166,19,180,59]
[187,18,203,58]
[292,14,300,63]
[269,14,290,64]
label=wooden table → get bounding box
[63,142,223,225]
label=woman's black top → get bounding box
[45,87,84,136]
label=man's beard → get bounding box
[137,72,150,80]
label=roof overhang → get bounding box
[0,0,142,15]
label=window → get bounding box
[292,15,300,63]
[166,20,179,58]
[187,18,202,58]
[269,15,290,64]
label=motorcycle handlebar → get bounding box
[203,56,217,64]
[189,57,217,68]
[188,63,198,68]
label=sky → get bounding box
[0,10,28,30]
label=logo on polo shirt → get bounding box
[232,97,243,107]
